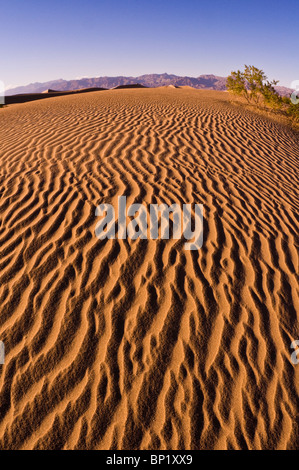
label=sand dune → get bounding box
[5,87,107,105]
[112,84,148,90]
[0,88,298,450]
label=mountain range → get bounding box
[5,73,292,97]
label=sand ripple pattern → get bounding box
[0,89,298,449]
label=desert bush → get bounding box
[226,70,249,102]
[286,102,299,123]
[227,65,280,107]
[227,65,299,128]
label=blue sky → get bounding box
[1,0,298,89]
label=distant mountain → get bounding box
[5,73,292,97]
[5,74,228,95]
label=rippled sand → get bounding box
[0,88,298,449]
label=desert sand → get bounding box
[0,88,298,450]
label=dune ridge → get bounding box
[0,88,298,450]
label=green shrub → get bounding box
[227,65,299,127]
[227,65,280,106]
[286,103,299,123]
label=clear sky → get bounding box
[1,0,298,89]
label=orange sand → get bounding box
[0,88,298,450]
